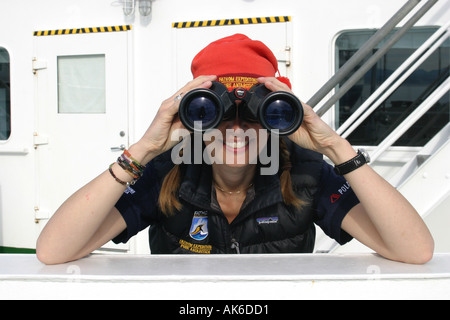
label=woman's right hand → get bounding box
[132,75,217,165]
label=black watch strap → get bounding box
[334,149,370,176]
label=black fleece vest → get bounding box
[148,139,323,254]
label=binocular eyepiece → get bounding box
[179,81,303,136]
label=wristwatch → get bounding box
[334,149,370,175]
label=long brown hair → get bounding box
[158,138,305,216]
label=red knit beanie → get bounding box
[191,34,291,90]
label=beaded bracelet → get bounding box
[109,163,135,187]
[109,149,146,187]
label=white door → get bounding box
[33,28,131,250]
[172,19,292,88]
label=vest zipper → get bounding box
[231,238,240,254]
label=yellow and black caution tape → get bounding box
[33,25,132,37]
[172,16,291,29]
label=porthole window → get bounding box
[0,47,10,140]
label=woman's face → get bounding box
[203,101,269,168]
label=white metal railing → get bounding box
[308,0,449,175]
[307,0,423,108]
[311,0,439,116]
[370,77,450,162]
[390,123,450,188]
[1,253,449,299]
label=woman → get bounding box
[36,34,434,264]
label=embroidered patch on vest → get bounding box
[256,217,279,225]
[179,239,212,254]
[189,211,209,241]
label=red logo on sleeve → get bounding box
[330,194,341,203]
[331,181,351,203]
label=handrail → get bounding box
[338,24,450,138]
[1,254,450,299]
[370,77,450,162]
[0,147,29,155]
[312,0,439,117]
[306,0,422,108]
[389,123,450,188]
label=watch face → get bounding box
[359,149,371,163]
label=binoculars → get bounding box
[179,81,303,136]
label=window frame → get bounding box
[332,26,449,148]
[57,54,107,114]
[0,46,11,141]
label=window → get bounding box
[0,47,10,140]
[336,27,449,147]
[57,54,106,114]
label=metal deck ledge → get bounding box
[1,253,449,299]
